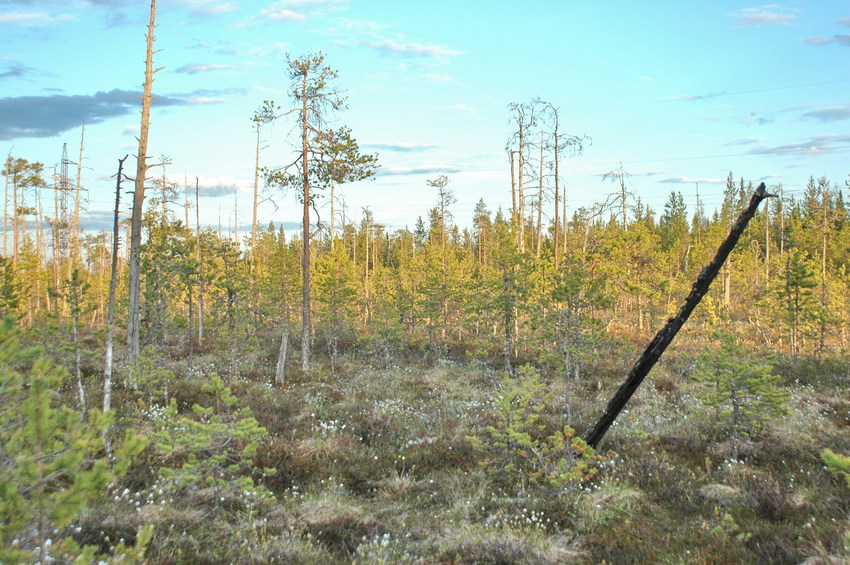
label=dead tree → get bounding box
[127,0,163,363]
[583,182,773,449]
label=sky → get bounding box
[1,0,849,238]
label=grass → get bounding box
[66,346,850,564]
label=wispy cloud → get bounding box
[259,0,346,24]
[0,10,72,25]
[377,164,462,176]
[801,106,850,122]
[176,63,242,74]
[177,0,237,16]
[728,5,796,28]
[365,142,440,152]
[660,176,725,184]
[420,73,452,83]
[804,34,850,47]
[671,91,727,102]
[748,134,850,156]
[0,63,36,78]
[358,39,462,60]
[724,137,766,146]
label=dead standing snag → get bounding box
[583,182,773,449]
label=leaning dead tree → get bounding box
[583,182,773,449]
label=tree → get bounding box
[691,334,789,442]
[780,249,817,355]
[264,52,376,373]
[0,319,146,563]
[313,242,358,370]
[323,126,378,249]
[601,162,633,231]
[548,256,610,424]
[128,0,163,363]
[2,157,46,270]
[250,100,279,256]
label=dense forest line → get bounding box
[2,162,849,374]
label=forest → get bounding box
[2,7,850,565]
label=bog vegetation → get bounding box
[2,39,850,565]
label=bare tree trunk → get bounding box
[764,197,770,284]
[195,177,204,346]
[252,123,261,257]
[128,0,161,363]
[584,183,772,449]
[536,130,544,259]
[2,155,7,258]
[276,321,288,384]
[103,156,127,429]
[553,113,561,270]
[330,182,336,250]
[509,150,517,228]
[12,171,18,269]
[300,77,312,373]
[518,127,525,253]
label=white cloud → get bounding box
[729,5,796,28]
[176,63,242,74]
[724,137,765,146]
[660,176,725,184]
[259,0,346,24]
[0,11,73,25]
[803,34,850,47]
[748,134,850,156]
[359,39,462,60]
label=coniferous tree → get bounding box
[0,319,146,563]
[691,334,789,442]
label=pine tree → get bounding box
[691,334,789,442]
[314,241,359,369]
[0,319,146,563]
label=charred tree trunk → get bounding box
[583,182,772,449]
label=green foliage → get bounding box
[0,319,146,563]
[821,449,850,489]
[130,344,175,406]
[468,365,600,489]
[0,257,21,318]
[691,334,789,439]
[151,373,275,503]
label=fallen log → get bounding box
[583,182,773,449]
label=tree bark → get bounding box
[103,156,126,408]
[301,73,312,373]
[583,182,772,449]
[195,177,204,346]
[276,321,288,384]
[128,0,161,363]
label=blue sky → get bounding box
[2,0,848,236]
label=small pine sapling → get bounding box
[691,334,789,441]
[0,318,147,564]
[467,365,600,489]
